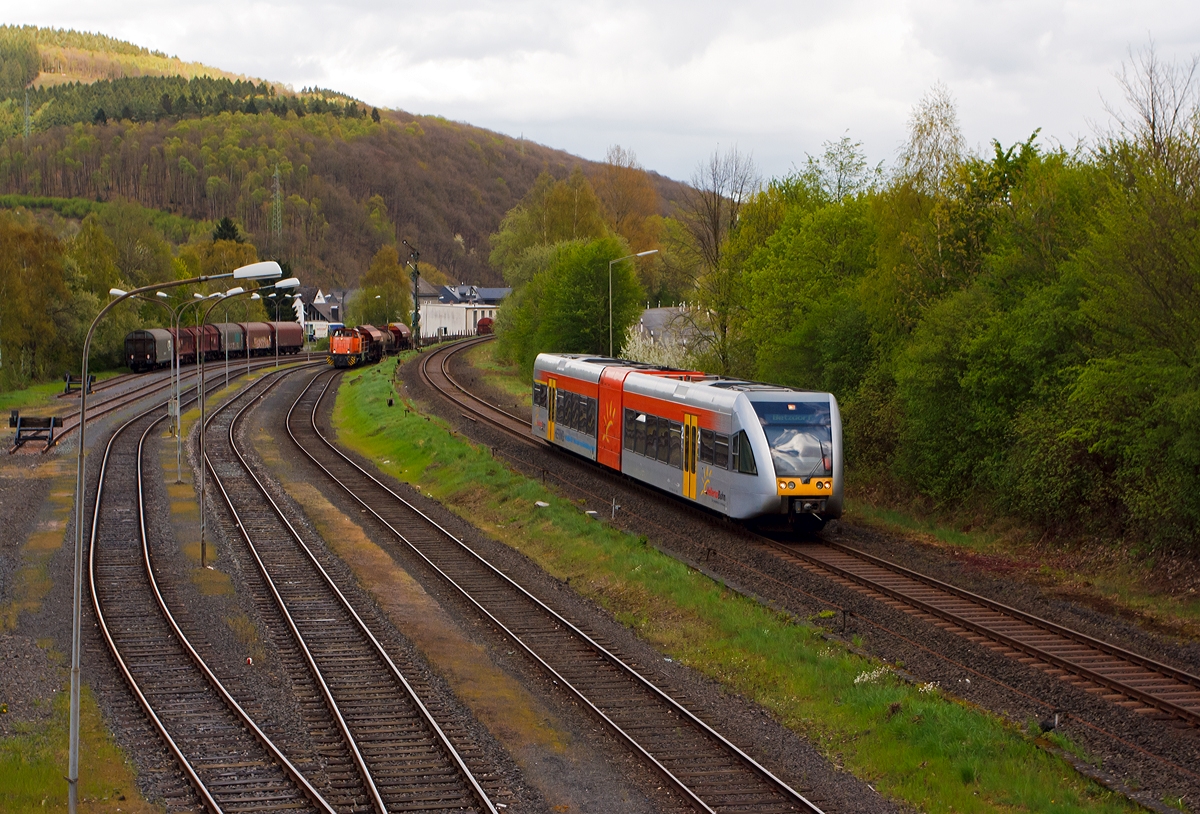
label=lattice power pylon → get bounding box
[271,165,283,248]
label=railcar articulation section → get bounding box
[532,353,843,525]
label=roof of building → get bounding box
[435,284,511,305]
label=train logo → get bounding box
[602,401,619,447]
[701,465,725,503]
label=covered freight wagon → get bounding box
[211,323,246,358]
[269,321,304,354]
[243,322,274,356]
[180,325,221,362]
[125,329,173,372]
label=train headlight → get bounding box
[816,481,824,490]
[779,481,786,490]
[788,481,796,489]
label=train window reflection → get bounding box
[713,433,729,469]
[655,417,671,463]
[751,400,831,477]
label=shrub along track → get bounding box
[88,365,335,813]
[416,337,1200,810]
[291,365,826,814]
[204,363,500,813]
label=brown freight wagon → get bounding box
[269,321,304,354]
[355,325,386,363]
[242,322,274,356]
[387,323,411,350]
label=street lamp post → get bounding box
[197,288,243,568]
[609,249,659,357]
[224,302,230,390]
[70,261,281,814]
[121,290,188,449]
[196,277,299,566]
[247,293,259,378]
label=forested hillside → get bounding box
[0,25,688,290]
[0,25,691,396]
[492,56,1200,553]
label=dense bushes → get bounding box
[493,64,1200,552]
[733,78,1200,550]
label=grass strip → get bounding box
[463,341,532,406]
[331,361,1140,814]
[0,370,124,412]
[0,678,156,813]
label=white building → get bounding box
[419,302,498,337]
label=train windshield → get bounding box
[750,400,832,478]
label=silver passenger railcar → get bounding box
[531,353,842,527]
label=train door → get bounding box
[547,379,557,442]
[597,367,630,470]
[682,414,698,500]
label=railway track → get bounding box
[8,354,317,454]
[418,338,1200,729]
[203,365,499,813]
[290,365,824,814]
[56,370,137,399]
[88,367,335,813]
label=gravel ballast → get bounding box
[416,344,1200,811]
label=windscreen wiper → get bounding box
[805,440,828,479]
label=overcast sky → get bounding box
[8,1,1200,181]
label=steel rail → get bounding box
[420,340,1200,727]
[205,365,498,814]
[772,541,1200,725]
[294,367,822,814]
[56,371,136,399]
[87,367,334,813]
[826,539,1200,692]
[38,353,316,452]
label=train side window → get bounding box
[655,417,671,463]
[634,414,647,456]
[668,422,682,469]
[714,433,729,469]
[533,383,547,408]
[732,430,757,475]
[645,415,659,460]
[624,409,636,449]
[700,428,715,465]
[587,397,597,436]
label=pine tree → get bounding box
[212,217,243,243]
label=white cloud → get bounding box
[7,0,1200,179]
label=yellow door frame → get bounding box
[682,414,698,499]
